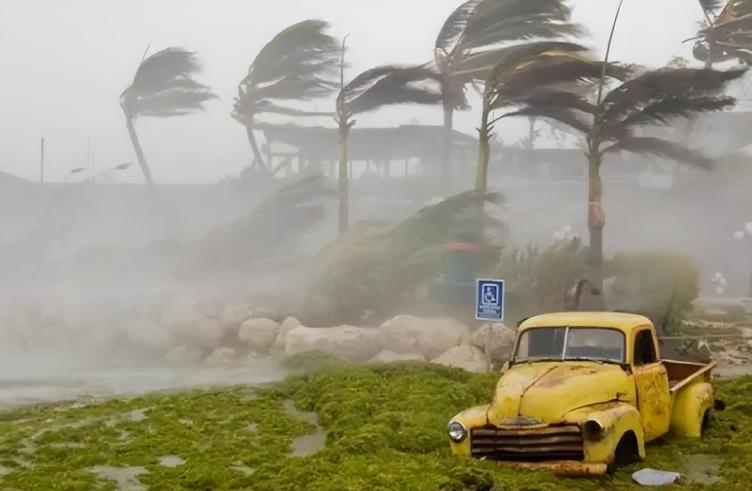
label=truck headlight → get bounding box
[447,421,467,443]
[583,419,605,441]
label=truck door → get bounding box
[632,328,671,441]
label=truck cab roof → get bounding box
[518,312,654,336]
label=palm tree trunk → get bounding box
[442,105,454,188]
[587,149,606,309]
[338,129,349,235]
[245,126,267,171]
[124,114,153,184]
[475,103,491,193]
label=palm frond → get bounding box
[436,0,481,52]
[121,47,216,118]
[234,20,339,125]
[340,65,442,117]
[601,67,746,122]
[504,106,591,133]
[485,42,588,90]
[700,0,724,13]
[604,137,713,169]
[614,94,736,129]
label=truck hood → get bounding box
[486,361,633,425]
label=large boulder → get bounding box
[368,350,426,364]
[432,345,490,373]
[272,317,300,353]
[285,325,379,362]
[219,302,253,332]
[238,318,280,353]
[470,323,516,365]
[377,315,470,360]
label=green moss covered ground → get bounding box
[1,356,751,490]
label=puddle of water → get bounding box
[283,400,327,457]
[91,466,147,491]
[685,454,722,485]
[247,422,258,434]
[0,465,10,476]
[127,409,147,422]
[158,455,185,468]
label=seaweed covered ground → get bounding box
[0,356,751,491]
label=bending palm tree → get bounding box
[433,0,581,186]
[692,0,752,67]
[509,64,745,305]
[120,48,216,183]
[335,57,442,234]
[232,20,340,172]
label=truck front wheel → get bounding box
[608,432,640,474]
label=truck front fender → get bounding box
[448,404,490,456]
[670,381,713,438]
[566,402,646,463]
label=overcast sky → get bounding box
[0,0,706,183]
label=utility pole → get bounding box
[40,137,45,183]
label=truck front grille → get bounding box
[470,425,584,462]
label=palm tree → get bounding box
[433,0,581,186]
[508,64,745,305]
[692,0,752,68]
[232,20,340,173]
[335,55,442,234]
[120,48,216,183]
[474,42,605,193]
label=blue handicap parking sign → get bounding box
[476,279,504,321]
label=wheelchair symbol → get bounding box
[481,284,499,307]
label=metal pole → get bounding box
[40,137,45,183]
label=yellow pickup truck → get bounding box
[447,312,718,476]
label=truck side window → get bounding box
[634,330,657,365]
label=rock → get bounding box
[272,317,300,353]
[219,303,253,332]
[125,323,173,351]
[183,317,224,349]
[470,323,516,364]
[251,307,282,322]
[285,325,379,362]
[166,345,204,364]
[432,345,490,373]
[238,318,280,353]
[368,351,425,364]
[377,315,470,360]
[205,348,237,365]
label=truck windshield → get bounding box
[514,327,625,364]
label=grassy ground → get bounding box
[0,355,751,490]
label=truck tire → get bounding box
[608,432,639,474]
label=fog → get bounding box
[1,0,751,408]
[1,0,702,183]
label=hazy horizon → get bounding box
[1,0,707,184]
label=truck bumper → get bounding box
[500,460,608,477]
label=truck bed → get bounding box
[664,359,714,392]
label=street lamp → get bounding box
[733,222,752,297]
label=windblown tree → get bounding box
[692,0,752,67]
[508,63,745,304]
[232,20,340,173]
[335,61,442,233]
[120,48,216,183]
[305,190,506,324]
[432,0,581,185]
[474,42,606,192]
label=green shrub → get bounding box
[607,251,700,334]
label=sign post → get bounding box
[475,279,505,321]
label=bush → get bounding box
[607,251,700,334]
